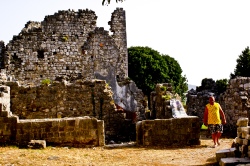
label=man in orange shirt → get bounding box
[203,96,226,148]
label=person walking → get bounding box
[203,96,226,148]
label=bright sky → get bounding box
[1,0,250,86]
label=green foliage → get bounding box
[201,78,215,89]
[160,86,167,91]
[128,46,188,101]
[128,46,169,97]
[231,46,250,79]
[216,79,228,94]
[161,55,188,98]
[62,35,68,42]
[41,79,51,85]
[162,94,171,100]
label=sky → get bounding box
[1,0,250,86]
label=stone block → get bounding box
[219,157,250,166]
[243,139,250,145]
[0,111,9,117]
[237,118,249,127]
[216,148,236,162]
[28,140,46,149]
[236,137,244,145]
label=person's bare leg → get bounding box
[216,132,221,145]
[212,133,217,147]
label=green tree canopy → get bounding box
[231,46,250,79]
[128,46,188,100]
[216,79,228,94]
[162,55,188,96]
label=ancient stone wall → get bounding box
[186,77,250,135]
[16,117,104,147]
[0,7,144,121]
[3,8,127,87]
[0,84,105,147]
[6,80,114,119]
[136,117,200,146]
[0,78,142,142]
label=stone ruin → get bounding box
[136,83,200,146]
[0,8,146,145]
[0,7,201,147]
[187,77,250,136]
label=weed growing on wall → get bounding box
[41,79,51,86]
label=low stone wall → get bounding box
[136,116,200,146]
[0,109,105,147]
[16,117,104,147]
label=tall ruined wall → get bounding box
[186,77,250,135]
[3,8,127,86]
[0,8,145,143]
[1,8,141,115]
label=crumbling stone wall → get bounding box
[136,117,200,146]
[6,80,114,119]
[150,83,181,119]
[1,8,145,121]
[0,78,141,142]
[3,79,129,141]
[186,77,250,135]
[3,8,127,85]
[0,84,105,147]
[0,8,146,142]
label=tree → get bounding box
[216,79,228,94]
[128,46,169,97]
[102,0,124,5]
[162,55,188,96]
[128,46,188,100]
[230,46,250,79]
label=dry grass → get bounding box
[0,137,234,166]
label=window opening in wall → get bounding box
[37,50,45,59]
[40,75,43,78]
[53,52,57,55]
[66,66,69,70]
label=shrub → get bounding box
[41,79,51,86]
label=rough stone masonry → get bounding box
[0,8,146,143]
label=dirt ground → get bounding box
[0,134,234,166]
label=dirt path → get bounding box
[0,136,234,166]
